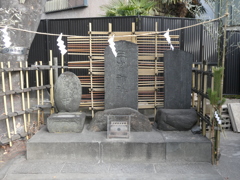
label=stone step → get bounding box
[27,126,211,163]
[3,155,223,180]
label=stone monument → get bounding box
[104,40,138,110]
[88,40,152,132]
[47,71,85,133]
[156,50,197,131]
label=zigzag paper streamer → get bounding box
[214,111,222,125]
[1,26,12,48]
[108,35,117,57]
[57,33,67,55]
[164,29,174,51]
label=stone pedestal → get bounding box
[47,112,86,133]
[156,109,197,131]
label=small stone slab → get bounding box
[156,109,198,131]
[87,107,152,132]
[47,112,86,133]
[54,71,82,112]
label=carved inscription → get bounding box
[104,41,138,109]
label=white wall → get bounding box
[41,0,112,19]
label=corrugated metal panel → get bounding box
[224,31,240,95]
[183,19,202,62]
[202,21,219,62]
[28,20,47,65]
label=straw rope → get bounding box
[0,14,228,38]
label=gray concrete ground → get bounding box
[0,130,239,180]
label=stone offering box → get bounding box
[106,115,131,139]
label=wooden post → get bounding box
[49,50,54,114]
[19,61,28,139]
[8,62,17,135]
[39,61,44,124]
[35,61,40,128]
[25,61,31,132]
[89,22,94,117]
[1,62,12,147]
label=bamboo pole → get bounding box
[19,61,28,140]
[210,69,215,164]
[192,64,195,108]
[8,62,17,135]
[89,23,94,117]
[197,64,202,126]
[35,61,40,128]
[1,62,12,147]
[202,65,208,136]
[154,22,158,121]
[132,22,136,43]
[40,61,44,125]
[25,61,31,133]
[49,50,54,114]
[61,54,64,74]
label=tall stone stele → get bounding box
[47,71,86,133]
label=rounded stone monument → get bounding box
[54,71,82,112]
[47,71,85,133]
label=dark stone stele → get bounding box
[164,50,193,109]
[156,109,198,131]
[104,40,138,110]
[47,112,86,133]
[54,71,82,112]
[87,107,152,132]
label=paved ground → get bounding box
[0,130,239,180]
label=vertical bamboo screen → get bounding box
[67,22,180,117]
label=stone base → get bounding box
[47,112,86,133]
[27,126,211,163]
[156,109,198,131]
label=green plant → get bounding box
[101,0,157,16]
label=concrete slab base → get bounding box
[27,126,211,163]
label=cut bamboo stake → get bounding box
[8,61,17,135]
[132,22,136,43]
[40,61,44,125]
[35,61,40,128]
[25,61,31,132]
[49,50,54,114]
[1,62,12,147]
[19,61,28,140]
[89,22,94,117]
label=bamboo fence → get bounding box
[67,22,180,117]
[0,51,65,146]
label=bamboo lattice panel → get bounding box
[67,23,180,116]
